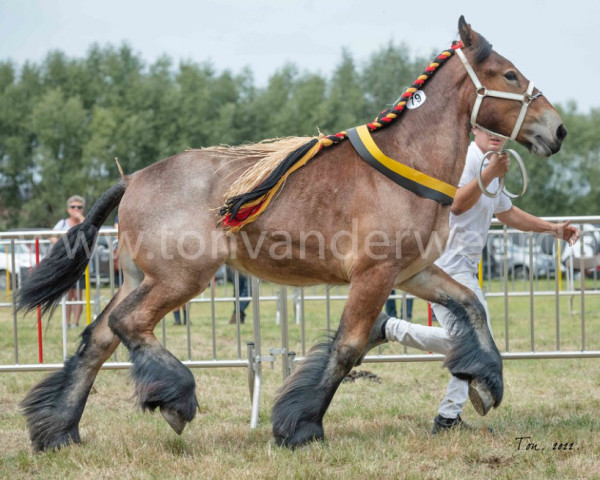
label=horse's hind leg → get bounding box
[21,290,126,451]
[107,276,207,435]
[272,267,394,447]
[399,264,503,415]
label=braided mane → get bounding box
[220,40,464,232]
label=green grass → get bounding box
[1,280,600,479]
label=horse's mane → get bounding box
[219,40,466,231]
[191,137,316,200]
[191,137,311,158]
[202,35,492,204]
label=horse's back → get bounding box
[125,149,255,209]
[114,149,258,279]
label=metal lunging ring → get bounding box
[477,149,528,199]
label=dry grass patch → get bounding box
[2,282,600,478]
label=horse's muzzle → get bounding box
[556,124,568,144]
[549,123,567,155]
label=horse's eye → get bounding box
[504,71,517,81]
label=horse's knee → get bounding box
[462,291,487,318]
[332,342,363,371]
[108,284,151,330]
[107,309,125,337]
[107,307,139,351]
[444,292,487,330]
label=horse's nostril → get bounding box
[557,124,567,142]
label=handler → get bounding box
[363,126,580,434]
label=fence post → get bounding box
[35,238,43,363]
[247,342,255,402]
[279,286,291,380]
[250,276,262,429]
[11,240,19,364]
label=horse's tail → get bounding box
[18,181,126,315]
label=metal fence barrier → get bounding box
[2,216,600,427]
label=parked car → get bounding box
[487,235,560,279]
[0,241,36,290]
[481,243,500,280]
[88,229,119,285]
[561,223,600,274]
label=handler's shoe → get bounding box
[431,414,475,434]
[356,312,389,365]
[431,414,493,435]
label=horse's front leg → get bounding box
[272,266,394,448]
[400,264,503,415]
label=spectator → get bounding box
[50,195,86,329]
[229,271,250,324]
[173,305,188,325]
[384,290,413,320]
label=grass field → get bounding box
[1,281,600,479]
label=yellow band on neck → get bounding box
[348,125,456,205]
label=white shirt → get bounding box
[435,142,512,275]
[53,219,72,231]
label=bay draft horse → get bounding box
[18,16,566,451]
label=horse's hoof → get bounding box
[160,406,188,435]
[274,420,324,449]
[469,379,495,416]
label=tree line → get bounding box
[0,42,598,229]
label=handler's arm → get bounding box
[496,206,580,245]
[451,153,510,215]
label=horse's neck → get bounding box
[373,62,471,187]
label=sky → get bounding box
[1,0,599,113]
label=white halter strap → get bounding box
[455,47,542,142]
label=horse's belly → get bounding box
[227,247,350,287]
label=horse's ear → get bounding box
[458,15,474,47]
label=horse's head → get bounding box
[457,16,566,157]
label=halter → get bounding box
[455,48,543,142]
[455,47,543,198]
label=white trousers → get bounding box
[385,271,491,419]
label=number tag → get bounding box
[406,90,426,109]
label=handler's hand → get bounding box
[554,221,579,246]
[485,152,510,179]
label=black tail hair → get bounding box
[18,181,126,315]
